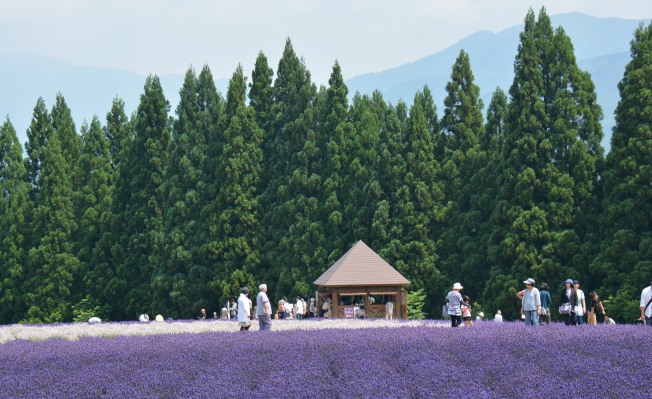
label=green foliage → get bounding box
[2,16,650,323]
[407,289,426,320]
[72,296,109,322]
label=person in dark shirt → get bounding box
[539,283,552,325]
[587,291,605,325]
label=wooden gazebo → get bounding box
[314,240,411,319]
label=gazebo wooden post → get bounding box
[332,289,340,318]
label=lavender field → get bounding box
[0,320,650,398]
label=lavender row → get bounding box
[0,323,650,398]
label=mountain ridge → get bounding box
[1,13,649,151]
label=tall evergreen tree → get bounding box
[381,88,447,316]
[50,93,81,176]
[592,22,652,318]
[109,75,170,320]
[153,67,204,317]
[0,118,31,323]
[485,8,604,318]
[23,133,79,322]
[76,116,113,314]
[249,51,274,134]
[261,39,323,297]
[24,97,53,193]
[345,92,384,246]
[205,65,264,305]
[438,50,486,299]
[321,61,354,263]
[105,97,132,169]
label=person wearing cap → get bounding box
[475,312,485,322]
[446,283,464,327]
[560,278,578,326]
[521,278,541,326]
[640,281,652,326]
[238,287,252,331]
[256,284,272,331]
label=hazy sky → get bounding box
[1,0,651,84]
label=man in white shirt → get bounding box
[238,287,252,331]
[574,280,587,325]
[640,281,652,327]
[256,284,272,331]
[295,297,304,320]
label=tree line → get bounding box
[1,9,650,323]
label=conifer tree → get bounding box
[261,39,324,297]
[485,8,604,317]
[25,97,53,193]
[105,97,132,169]
[23,133,79,322]
[249,51,274,134]
[153,67,204,317]
[205,65,264,304]
[109,75,170,319]
[51,93,81,177]
[345,92,383,245]
[381,89,447,316]
[76,116,113,313]
[321,61,354,263]
[438,50,486,298]
[592,22,652,315]
[0,118,31,323]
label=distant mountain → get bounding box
[0,13,647,152]
[345,13,648,151]
[0,53,228,146]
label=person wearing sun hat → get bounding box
[521,278,541,326]
[446,282,464,328]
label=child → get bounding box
[461,295,473,327]
[588,291,605,325]
[604,315,616,325]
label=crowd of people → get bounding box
[130,279,652,330]
[445,279,652,327]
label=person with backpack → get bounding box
[640,281,652,326]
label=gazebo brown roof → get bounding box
[314,240,411,287]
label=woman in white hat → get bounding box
[446,283,464,327]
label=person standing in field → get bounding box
[385,299,394,320]
[521,278,541,326]
[461,295,473,327]
[574,280,587,325]
[494,310,503,323]
[539,283,551,325]
[295,297,304,320]
[256,284,272,331]
[560,279,578,326]
[446,283,464,327]
[237,287,252,331]
[640,281,652,326]
[587,291,605,325]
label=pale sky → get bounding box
[1,0,651,85]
